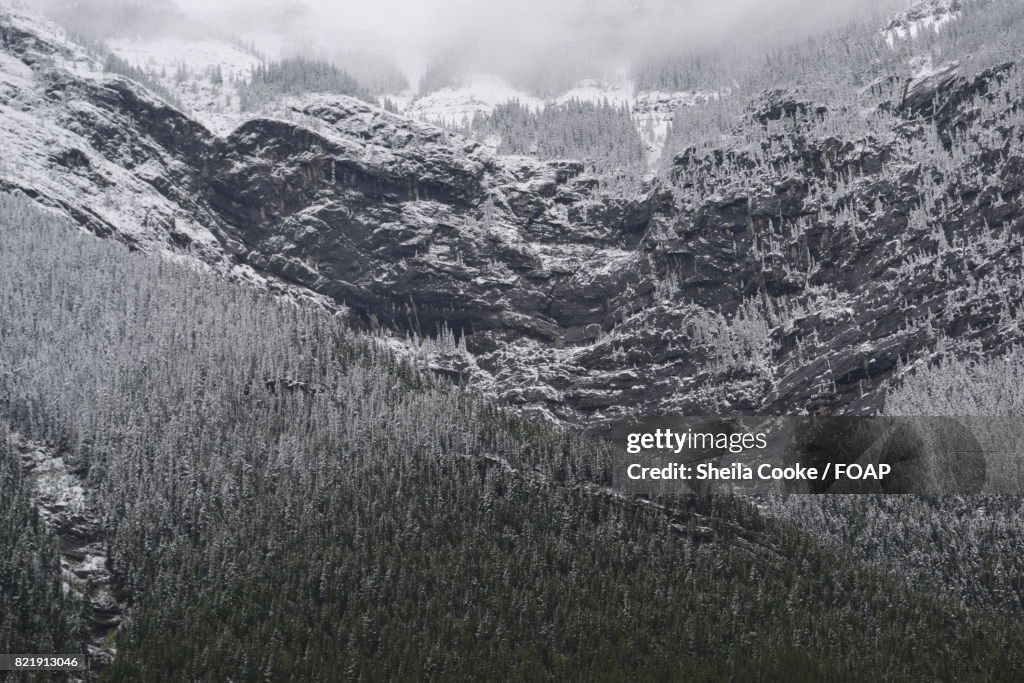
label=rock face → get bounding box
[15,434,123,667]
[883,0,962,43]
[2,6,1024,436]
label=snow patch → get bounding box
[403,73,710,166]
[633,90,716,165]
[406,74,543,128]
[555,78,634,107]
[0,51,32,90]
[0,0,99,75]
[107,36,262,135]
[107,36,260,82]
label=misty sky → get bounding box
[81,0,910,84]
[24,0,905,85]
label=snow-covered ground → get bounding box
[633,90,716,165]
[0,91,220,249]
[402,72,710,166]
[108,36,260,82]
[107,36,262,135]
[0,2,225,263]
[404,73,544,128]
[0,0,100,76]
[554,78,634,107]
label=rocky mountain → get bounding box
[2,0,1023,437]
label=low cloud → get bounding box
[34,0,910,86]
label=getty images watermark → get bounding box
[609,416,1006,495]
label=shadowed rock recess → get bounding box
[1,6,1023,437]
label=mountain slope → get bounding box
[3,193,1024,681]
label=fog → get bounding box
[32,0,910,87]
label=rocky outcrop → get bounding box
[15,434,123,669]
[883,0,962,42]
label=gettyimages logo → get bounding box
[608,417,1003,495]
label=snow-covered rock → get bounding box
[884,0,962,45]
[633,90,716,165]
[107,36,262,135]
[14,432,123,667]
